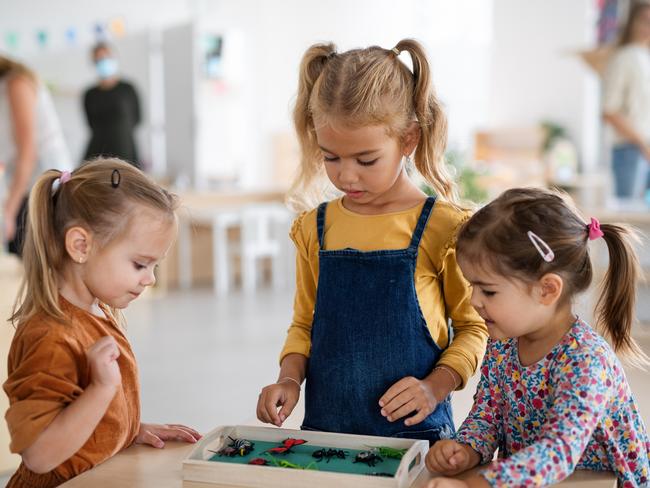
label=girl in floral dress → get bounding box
[426,187,650,488]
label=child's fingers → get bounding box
[256,390,273,424]
[165,426,199,443]
[427,442,457,474]
[384,399,418,422]
[380,389,413,419]
[441,441,460,464]
[140,430,165,448]
[263,389,283,426]
[277,395,297,424]
[425,448,441,473]
[378,377,412,408]
[166,424,202,440]
[448,450,467,468]
[403,405,431,426]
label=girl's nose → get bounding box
[338,160,359,184]
[142,268,156,287]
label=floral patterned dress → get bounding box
[455,319,650,487]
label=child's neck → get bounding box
[58,267,105,319]
[517,306,576,366]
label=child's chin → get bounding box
[487,325,508,340]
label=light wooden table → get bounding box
[60,440,616,487]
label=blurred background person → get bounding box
[602,0,650,200]
[83,42,142,168]
[0,55,71,256]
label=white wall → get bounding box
[4,0,602,187]
[489,0,600,171]
[196,0,493,187]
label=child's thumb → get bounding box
[448,447,466,467]
[441,442,460,465]
[278,397,298,423]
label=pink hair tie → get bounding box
[51,170,71,195]
[588,217,604,240]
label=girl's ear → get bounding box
[64,226,94,264]
[402,121,421,156]
[537,273,564,306]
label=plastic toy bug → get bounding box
[248,458,269,466]
[366,446,408,460]
[209,436,255,457]
[265,438,308,455]
[265,454,318,470]
[311,448,348,462]
[353,450,384,467]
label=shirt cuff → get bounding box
[437,353,474,390]
[279,342,311,365]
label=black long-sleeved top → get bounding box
[83,80,141,168]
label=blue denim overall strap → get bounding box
[303,197,455,441]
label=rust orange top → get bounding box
[3,296,141,487]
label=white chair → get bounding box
[177,203,293,295]
[238,203,292,293]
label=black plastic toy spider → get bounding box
[311,448,348,462]
[353,450,384,467]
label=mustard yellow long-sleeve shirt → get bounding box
[280,198,488,388]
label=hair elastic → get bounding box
[587,217,604,240]
[51,170,71,195]
[111,169,121,188]
[391,47,400,55]
[527,231,555,263]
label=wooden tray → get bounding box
[183,425,428,488]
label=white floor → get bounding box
[2,284,649,486]
[127,287,294,433]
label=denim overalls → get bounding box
[302,196,455,441]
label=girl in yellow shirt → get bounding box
[256,39,488,442]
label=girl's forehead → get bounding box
[458,256,501,281]
[315,122,394,147]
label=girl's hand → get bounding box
[256,379,301,427]
[135,423,202,448]
[426,439,477,476]
[426,478,469,488]
[379,376,438,426]
[87,336,121,389]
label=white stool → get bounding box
[238,203,292,293]
[177,203,292,295]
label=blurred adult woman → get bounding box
[0,56,70,256]
[602,1,650,199]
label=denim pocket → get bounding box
[394,422,455,444]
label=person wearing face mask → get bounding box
[602,1,650,200]
[82,42,141,168]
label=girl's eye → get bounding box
[357,158,378,166]
[482,290,496,297]
[323,155,339,162]
[133,262,146,270]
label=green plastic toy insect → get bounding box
[365,446,408,459]
[264,454,318,470]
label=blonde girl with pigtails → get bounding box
[256,39,488,442]
[3,159,201,488]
